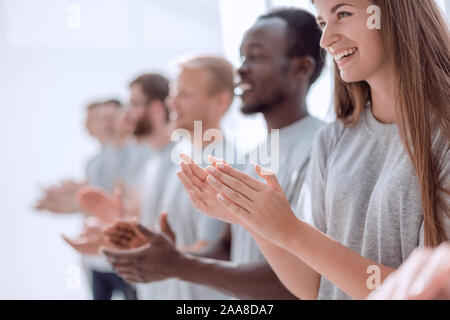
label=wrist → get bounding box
[276,213,305,251]
[170,249,191,280]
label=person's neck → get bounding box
[367,64,397,124]
[111,135,128,148]
[262,95,309,132]
[145,125,172,151]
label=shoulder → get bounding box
[312,119,347,157]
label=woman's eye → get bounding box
[337,11,352,19]
[318,22,326,30]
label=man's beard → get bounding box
[133,116,152,137]
[240,90,288,115]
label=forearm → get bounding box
[277,217,395,299]
[192,240,230,261]
[174,253,297,300]
[246,228,320,300]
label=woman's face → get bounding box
[314,0,387,83]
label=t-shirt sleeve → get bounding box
[293,126,330,234]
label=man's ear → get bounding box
[214,91,234,116]
[290,56,315,83]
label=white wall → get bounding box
[0,0,224,299]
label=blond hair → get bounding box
[178,55,235,96]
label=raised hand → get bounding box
[103,220,149,250]
[159,211,176,243]
[102,224,182,283]
[35,180,85,213]
[62,217,114,255]
[368,242,450,300]
[77,186,122,224]
[176,153,242,225]
[204,160,296,244]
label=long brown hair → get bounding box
[331,0,450,246]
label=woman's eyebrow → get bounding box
[331,3,355,13]
[317,3,356,21]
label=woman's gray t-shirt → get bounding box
[294,106,450,300]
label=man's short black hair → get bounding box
[259,8,326,85]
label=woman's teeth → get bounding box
[334,48,358,62]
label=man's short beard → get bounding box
[133,117,152,137]
[240,90,288,115]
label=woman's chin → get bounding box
[339,70,366,84]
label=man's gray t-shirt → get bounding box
[138,141,227,300]
[231,116,324,264]
[294,106,450,300]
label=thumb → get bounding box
[159,211,176,243]
[133,224,159,242]
[255,165,283,192]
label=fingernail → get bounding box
[206,166,216,174]
[217,194,225,201]
[207,175,217,183]
[217,163,225,170]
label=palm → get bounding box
[35,182,84,213]
[77,186,121,224]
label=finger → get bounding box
[177,170,199,193]
[255,165,283,192]
[215,162,264,191]
[122,276,142,284]
[159,212,175,243]
[407,245,450,299]
[390,249,431,300]
[208,154,227,166]
[181,153,208,181]
[179,155,192,175]
[216,193,250,217]
[105,236,133,249]
[206,166,256,201]
[207,174,254,209]
[106,238,131,250]
[133,224,162,243]
[112,261,136,270]
[101,244,149,260]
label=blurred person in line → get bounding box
[75,73,177,300]
[102,56,237,300]
[35,99,143,300]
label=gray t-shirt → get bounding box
[294,106,450,300]
[83,143,153,273]
[138,141,228,300]
[231,116,324,264]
